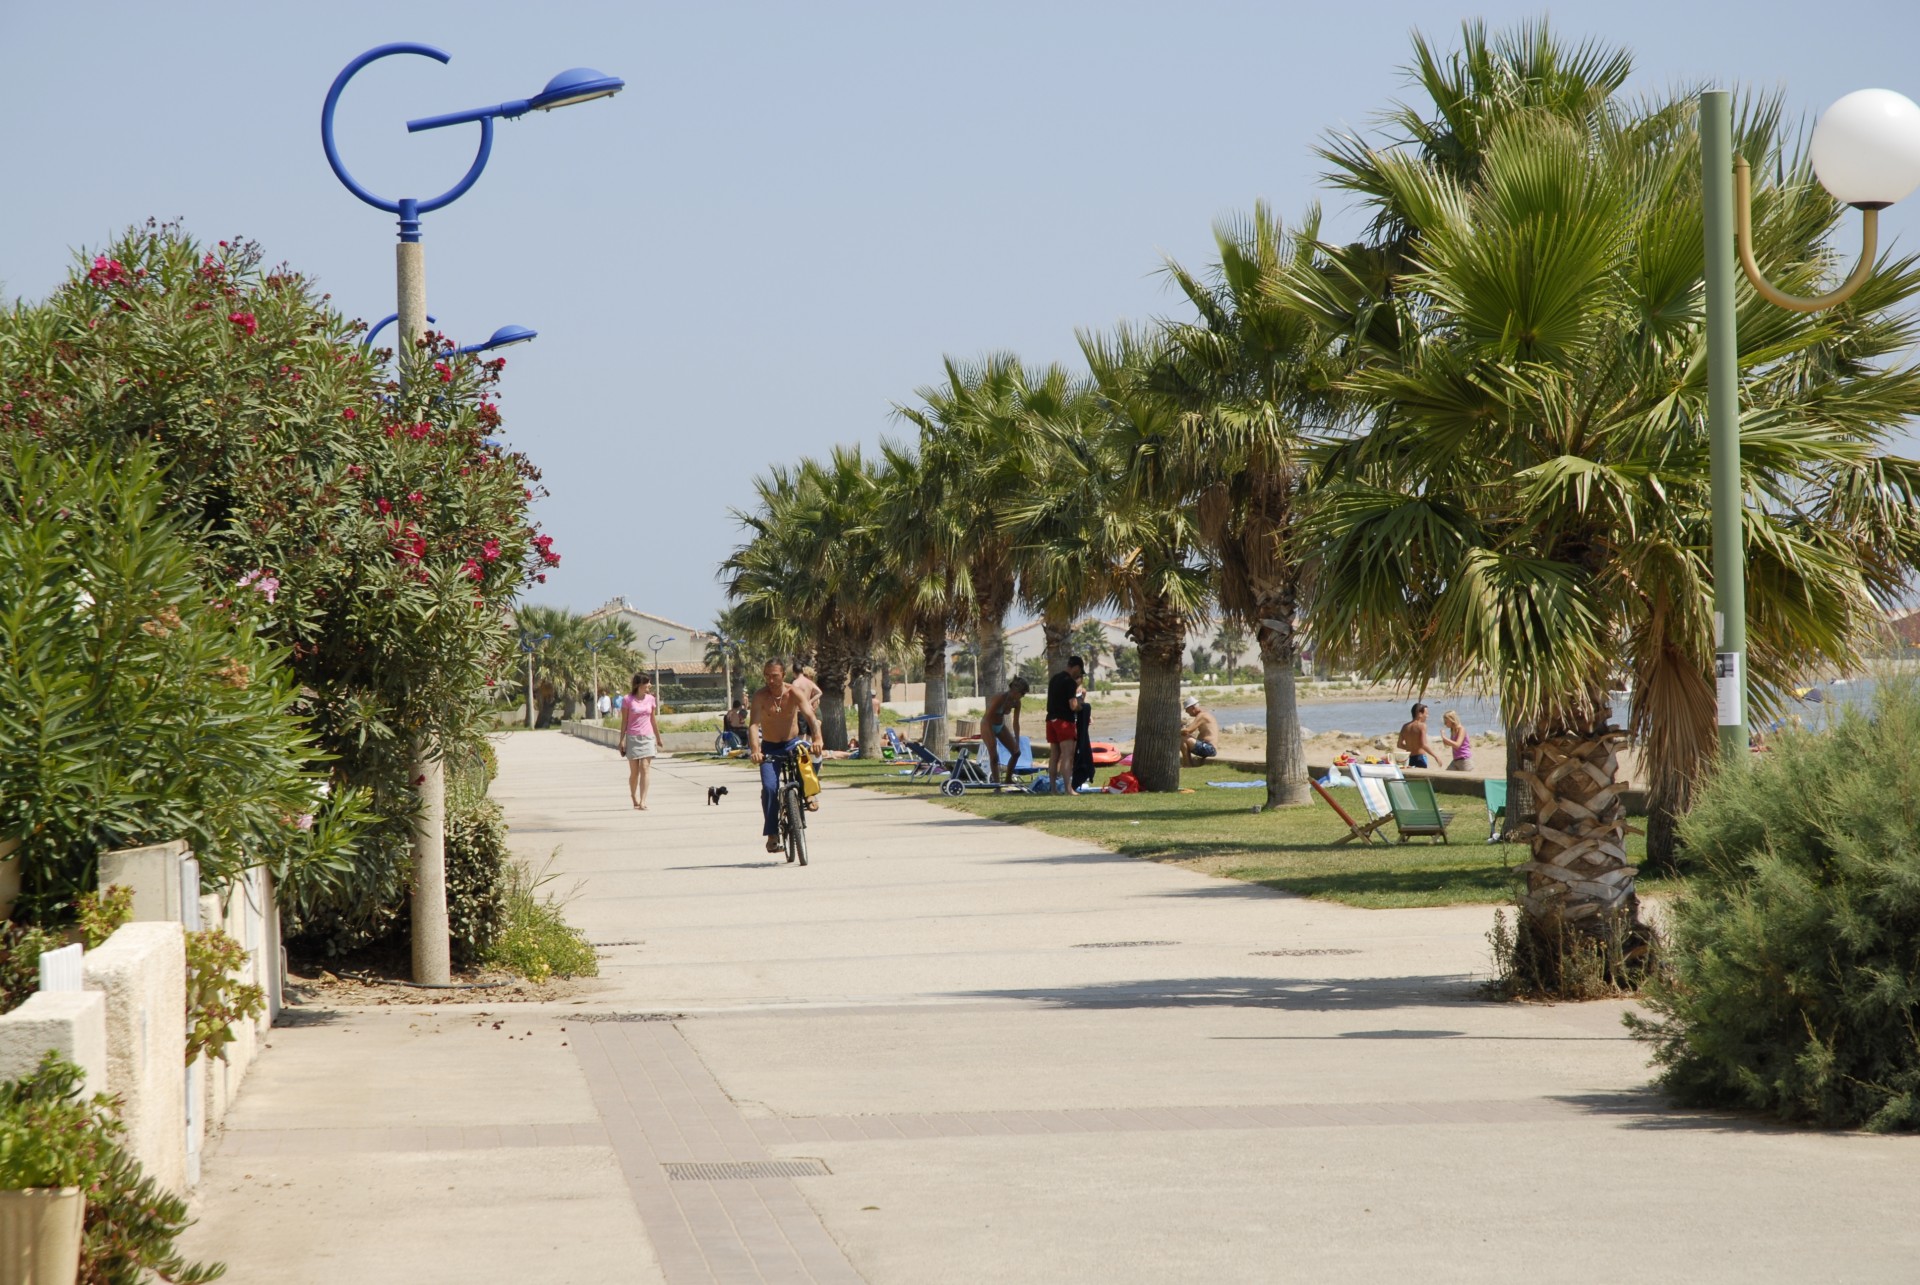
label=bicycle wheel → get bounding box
[784,785,809,866]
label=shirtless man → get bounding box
[788,662,823,719]
[1397,702,1436,769]
[1180,698,1221,766]
[750,661,824,853]
[981,677,1030,783]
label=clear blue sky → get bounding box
[3,1,1916,628]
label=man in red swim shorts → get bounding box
[1044,656,1085,795]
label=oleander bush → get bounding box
[1629,680,1920,1130]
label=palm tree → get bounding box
[1291,92,1920,979]
[896,355,1030,701]
[875,439,968,758]
[1155,202,1349,808]
[1075,325,1210,791]
[1212,624,1247,683]
[1069,619,1109,683]
[703,612,750,707]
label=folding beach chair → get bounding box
[1384,777,1455,844]
[1351,769,1399,842]
[1313,777,1390,846]
[903,740,951,782]
[1483,777,1508,844]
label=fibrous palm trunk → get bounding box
[1255,615,1307,808]
[851,652,880,759]
[974,577,1013,700]
[1042,608,1072,680]
[1513,716,1650,984]
[816,640,851,751]
[921,624,950,759]
[1129,596,1185,792]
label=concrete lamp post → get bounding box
[648,635,674,699]
[585,632,618,714]
[1701,87,1920,762]
[519,630,552,732]
[320,42,622,985]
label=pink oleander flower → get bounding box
[481,538,501,562]
[376,497,392,515]
[407,490,424,505]
[87,256,130,288]
[407,422,430,441]
[343,408,357,421]
[461,558,484,583]
[227,311,258,337]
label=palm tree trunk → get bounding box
[921,624,950,759]
[851,652,880,759]
[1129,597,1185,792]
[816,640,851,751]
[1043,607,1071,679]
[1513,715,1650,986]
[1255,616,1307,808]
[974,580,1012,700]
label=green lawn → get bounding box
[751,753,1676,910]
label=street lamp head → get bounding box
[1811,89,1920,210]
[453,324,538,356]
[528,68,624,112]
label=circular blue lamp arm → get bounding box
[362,312,438,350]
[321,42,497,227]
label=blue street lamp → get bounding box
[321,43,623,252]
[648,634,675,697]
[362,313,538,357]
[322,42,621,985]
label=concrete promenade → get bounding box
[184,732,1920,1282]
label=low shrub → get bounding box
[0,923,61,1016]
[1629,680,1920,1130]
[443,800,511,968]
[184,928,266,1066]
[485,856,598,984]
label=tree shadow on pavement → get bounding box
[1550,1091,1807,1134]
[955,974,1484,1011]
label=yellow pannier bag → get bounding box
[795,744,821,798]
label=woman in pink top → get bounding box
[621,673,660,809]
[1441,710,1472,772]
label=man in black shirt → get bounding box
[1044,656,1084,796]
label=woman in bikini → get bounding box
[981,677,1029,784]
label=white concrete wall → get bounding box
[0,990,109,1097]
[83,922,187,1193]
[198,869,278,1136]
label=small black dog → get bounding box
[706,786,729,806]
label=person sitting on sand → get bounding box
[982,677,1030,783]
[1441,709,1472,771]
[1181,698,1220,766]
[1398,703,1436,769]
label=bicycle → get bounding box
[772,749,810,866]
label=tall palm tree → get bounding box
[1074,325,1210,792]
[1008,368,1116,681]
[1154,202,1348,808]
[875,440,967,758]
[1291,99,1920,978]
[1069,619,1110,683]
[896,355,1030,700]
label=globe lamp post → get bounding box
[1701,87,1920,762]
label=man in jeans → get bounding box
[1044,656,1085,795]
[749,660,824,853]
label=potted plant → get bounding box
[0,1053,110,1285]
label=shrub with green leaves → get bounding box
[1,223,549,944]
[1631,680,1920,1130]
[0,446,364,919]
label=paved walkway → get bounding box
[184,732,1920,1283]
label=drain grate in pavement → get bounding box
[1251,948,1361,957]
[576,1011,688,1024]
[590,940,644,948]
[1072,940,1179,949]
[664,1159,830,1181]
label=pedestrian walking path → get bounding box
[184,732,1920,1283]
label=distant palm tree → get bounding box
[1070,620,1109,682]
[1211,625,1248,682]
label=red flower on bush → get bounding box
[227,311,258,337]
[406,491,424,505]
[343,408,357,421]
[460,558,484,583]
[406,422,430,441]
[86,256,130,288]
[433,361,453,384]
[375,498,392,515]
[481,538,500,562]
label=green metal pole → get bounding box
[1702,90,1747,763]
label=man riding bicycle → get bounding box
[749,660,824,854]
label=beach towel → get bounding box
[1206,781,1263,789]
